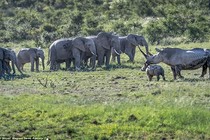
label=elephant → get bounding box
[88,32,121,68]
[48,38,73,71]
[0,47,23,78]
[111,34,149,64]
[17,47,45,72]
[63,37,97,71]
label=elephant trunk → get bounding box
[144,42,149,55]
[13,58,23,75]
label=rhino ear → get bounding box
[155,48,162,52]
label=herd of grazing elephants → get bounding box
[1,31,210,81]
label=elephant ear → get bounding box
[97,32,111,50]
[73,37,86,52]
[29,48,38,57]
[127,34,138,46]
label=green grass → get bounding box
[0,42,210,139]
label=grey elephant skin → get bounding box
[17,48,45,72]
[64,37,97,71]
[141,64,165,81]
[48,38,73,71]
[112,34,149,64]
[48,37,96,71]
[0,47,23,78]
[89,32,121,68]
[140,47,210,80]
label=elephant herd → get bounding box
[1,31,210,81]
[47,32,149,71]
[0,32,149,79]
[0,47,45,79]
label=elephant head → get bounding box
[127,34,149,55]
[1,48,23,75]
[96,32,121,55]
[72,37,97,56]
[29,48,45,70]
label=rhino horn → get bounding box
[138,46,147,58]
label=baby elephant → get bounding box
[141,64,165,81]
[17,47,45,72]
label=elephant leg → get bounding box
[131,47,136,62]
[65,60,70,70]
[111,53,116,62]
[90,56,96,70]
[5,61,11,74]
[0,61,3,78]
[73,49,81,71]
[105,51,111,68]
[97,54,104,67]
[19,63,23,71]
[80,53,86,69]
[125,51,133,62]
[209,66,210,79]
[30,57,35,72]
[117,55,121,65]
[36,60,39,72]
[50,61,54,71]
[55,63,60,70]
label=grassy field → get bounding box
[1,42,210,139]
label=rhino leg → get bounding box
[157,75,160,81]
[200,64,207,78]
[162,73,166,81]
[148,75,153,81]
[171,67,177,80]
[175,65,184,79]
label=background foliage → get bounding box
[0,0,210,47]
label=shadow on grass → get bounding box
[0,74,30,81]
[43,62,141,72]
[167,77,210,82]
[96,64,141,71]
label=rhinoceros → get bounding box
[139,47,210,80]
[141,64,166,81]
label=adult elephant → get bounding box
[0,47,23,78]
[63,37,97,71]
[17,47,45,72]
[111,34,149,64]
[48,38,73,71]
[89,32,121,68]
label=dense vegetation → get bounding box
[0,0,210,48]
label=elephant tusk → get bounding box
[91,51,97,57]
[114,49,120,55]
